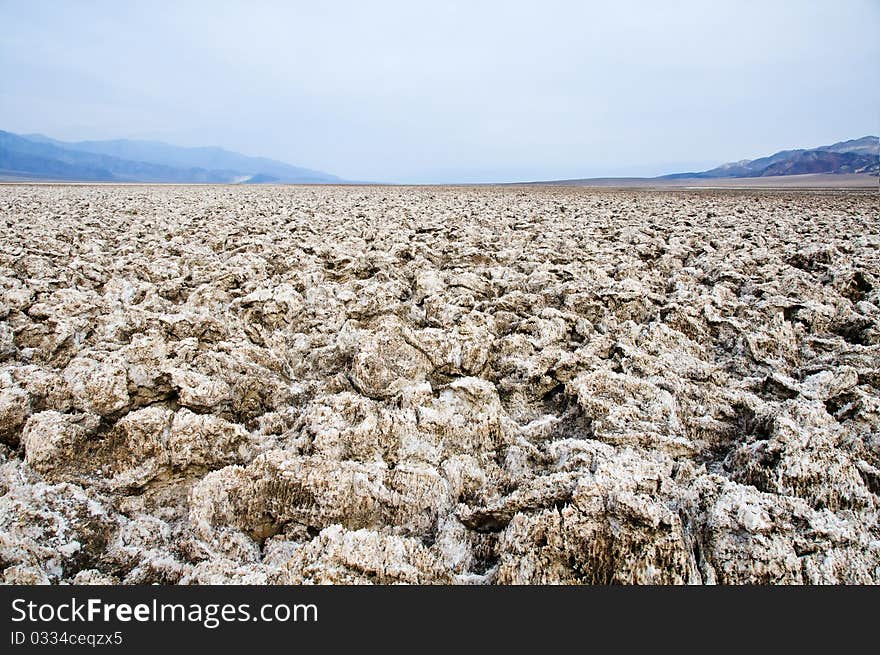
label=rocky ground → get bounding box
[0,184,878,584]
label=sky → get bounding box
[1,0,878,183]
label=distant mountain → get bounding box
[819,136,880,157]
[0,130,340,183]
[22,133,338,183]
[662,136,878,179]
[0,131,239,182]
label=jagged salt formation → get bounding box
[1,185,878,584]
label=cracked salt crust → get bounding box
[0,185,878,584]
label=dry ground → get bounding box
[1,184,878,584]
[527,173,879,188]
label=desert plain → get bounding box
[0,184,878,584]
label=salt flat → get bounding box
[1,184,878,584]
[528,173,878,188]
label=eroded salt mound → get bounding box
[1,185,878,584]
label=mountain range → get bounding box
[660,136,878,179]
[0,130,341,183]
[1,130,877,184]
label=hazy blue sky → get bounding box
[2,1,878,183]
